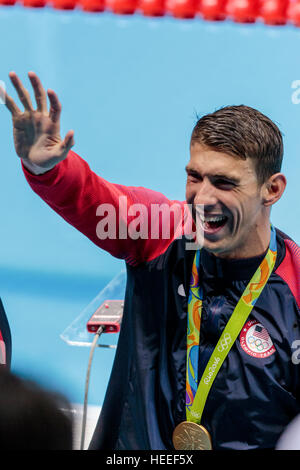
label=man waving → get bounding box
[2,72,300,450]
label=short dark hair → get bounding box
[190,105,284,185]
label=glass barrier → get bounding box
[60,270,126,348]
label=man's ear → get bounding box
[261,173,287,207]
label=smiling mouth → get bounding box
[198,214,229,234]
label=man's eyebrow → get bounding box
[185,165,200,175]
[185,166,240,184]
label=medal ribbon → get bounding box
[186,224,277,423]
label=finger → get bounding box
[47,89,62,123]
[9,71,34,112]
[0,86,22,116]
[60,130,75,153]
[28,71,47,113]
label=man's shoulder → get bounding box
[276,227,299,264]
[276,227,299,246]
[275,227,300,309]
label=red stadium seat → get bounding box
[52,0,77,8]
[108,0,138,13]
[288,0,300,26]
[260,0,288,25]
[139,0,165,16]
[167,0,198,18]
[0,0,17,5]
[199,0,227,20]
[22,0,47,6]
[226,0,259,22]
[80,0,105,10]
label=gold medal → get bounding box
[172,421,212,450]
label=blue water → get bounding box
[0,5,299,406]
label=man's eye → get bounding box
[187,175,199,183]
[215,180,235,188]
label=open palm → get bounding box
[2,72,74,174]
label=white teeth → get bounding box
[199,215,226,223]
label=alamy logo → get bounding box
[95,198,208,250]
[291,340,300,364]
[291,80,300,104]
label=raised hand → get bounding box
[1,71,74,175]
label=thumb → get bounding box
[60,130,75,156]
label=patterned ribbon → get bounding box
[186,224,277,423]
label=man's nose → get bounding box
[193,181,218,208]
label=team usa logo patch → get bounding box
[240,320,276,358]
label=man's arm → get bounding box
[22,148,188,264]
[3,72,189,265]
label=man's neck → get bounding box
[211,221,272,260]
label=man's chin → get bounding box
[198,236,234,258]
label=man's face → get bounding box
[185,143,267,259]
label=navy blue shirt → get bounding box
[90,229,300,450]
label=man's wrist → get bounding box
[21,159,55,176]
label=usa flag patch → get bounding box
[240,320,276,358]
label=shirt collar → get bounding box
[201,247,269,282]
